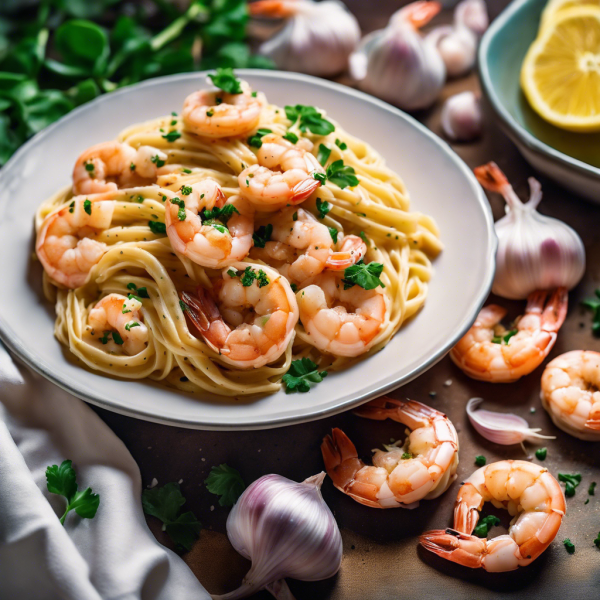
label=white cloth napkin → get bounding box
[0,343,211,600]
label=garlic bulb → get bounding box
[455,0,489,37]
[427,24,477,77]
[441,91,482,141]
[467,398,555,450]
[250,0,361,77]
[213,472,342,600]
[474,162,586,300]
[350,1,446,111]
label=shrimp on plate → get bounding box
[450,288,568,383]
[321,397,459,508]
[87,293,149,356]
[165,179,253,269]
[181,263,298,369]
[73,141,169,195]
[541,350,600,441]
[239,134,324,211]
[420,460,566,572]
[324,234,367,271]
[36,196,115,289]
[297,270,388,357]
[182,81,262,138]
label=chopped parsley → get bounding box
[135,195,144,203]
[313,172,327,185]
[84,161,95,174]
[83,199,92,215]
[359,230,369,246]
[204,221,228,234]
[125,322,140,331]
[137,287,150,299]
[227,269,237,278]
[473,515,500,538]
[581,289,600,336]
[326,159,359,189]
[205,464,246,507]
[282,357,328,393]
[179,300,187,312]
[247,128,273,148]
[335,138,348,150]
[535,447,547,461]
[68,200,75,214]
[126,283,149,298]
[181,168,192,174]
[328,227,338,244]
[492,329,518,344]
[252,224,273,248]
[256,270,269,288]
[130,162,136,171]
[563,539,575,554]
[208,67,243,94]
[180,185,192,195]
[475,455,487,467]
[285,104,335,136]
[595,533,600,549]
[290,283,298,293]
[589,482,597,495]
[162,130,181,142]
[238,266,269,288]
[112,331,124,345]
[149,221,166,235]
[283,131,298,144]
[46,459,99,525]
[558,473,582,497]
[151,154,166,168]
[171,197,186,221]
[251,91,258,98]
[316,198,331,219]
[342,260,385,291]
[317,143,331,166]
[401,452,412,460]
[200,204,239,225]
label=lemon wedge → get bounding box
[540,0,600,29]
[521,5,600,132]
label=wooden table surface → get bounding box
[93,1,600,597]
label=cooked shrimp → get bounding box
[325,235,367,271]
[73,141,168,195]
[322,397,459,508]
[239,134,323,211]
[297,271,388,357]
[181,263,298,369]
[541,350,600,441]
[420,460,566,572]
[182,84,262,138]
[88,293,149,356]
[165,180,253,269]
[36,197,115,288]
[450,288,568,383]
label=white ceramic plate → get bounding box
[0,70,495,430]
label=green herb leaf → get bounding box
[284,104,335,136]
[252,224,273,248]
[247,127,272,148]
[283,131,298,144]
[589,482,597,496]
[328,227,338,244]
[317,143,331,166]
[581,290,600,336]
[83,199,92,215]
[313,172,327,186]
[112,331,124,345]
[401,452,412,460]
[125,322,140,331]
[142,483,201,552]
[162,130,181,142]
[200,204,240,224]
[151,154,165,168]
[475,455,487,467]
[473,515,500,538]
[535,447,547,461]
[46,460,99,525]
[342,260,385,291]
[149,221,166,235]
[290,283,298,293]
[208,67,243,94]
[180,185,192,195]
[558,473,582,497]
[594,532,600,548]
[335,138,347,151]
[282,357,328,393]
[326,159,359,189]
[137,287,150,298]
[563,539,575,554]
[205,464,246,507]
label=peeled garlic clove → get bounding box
[350,1,446,111]
[455,0,489,37]
[250,0,361,77]
[441,91,482,141]
[214,472,342,600]
[474,162,586,300]
[427,25,477,77]
[467,398,555,446]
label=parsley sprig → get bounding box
[284,104,335,136]
[342,260,385,291]
[205,464,246,507]
[46,459,100,525]
[326,159,359,189]
[142,483,201,552]
[282,357,328,393]
[208,67,243,94]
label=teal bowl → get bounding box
[479,0,600,202]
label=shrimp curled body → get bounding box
[450,288,567,383]
[420,460,566,572]
[321,397,459,508]
[541,350,600,441]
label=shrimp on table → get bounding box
[541,350,600,441]
[181,263,298,369]
[450,288,568,383]
[239,134,324,211]
[87,293,149,356]
[182,83,262,138]
[165,179,253,269]
[36,196,115,289]
[420,460,566,572]
[73,141,168,195]
[321,397,459,508]
[297,271,388,357]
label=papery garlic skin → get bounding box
[252,0,360,77]
[441,91,482,141]
[214,473,342,600]
[350,1,446,111]
[427,25,477,77]
[455,0,489,37]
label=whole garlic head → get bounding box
[426,24,477,77]
[350,1,446,111]
[251,0,361,77]
[475,162,585,300]
[455,0,489,37]
[441,91,482,141]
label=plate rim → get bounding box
[0,69,496,430]
[478,0,600,185]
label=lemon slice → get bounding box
[521,5,600,132]
[540,0,600,29]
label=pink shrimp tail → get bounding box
[291,177,321,204]
[420,529,486,569]
[326,235,367,271]
[249,0,298,17]
[354,396,446,426]
[474,161,509,194]
[526,287,567,333]
[398,1,442,29]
